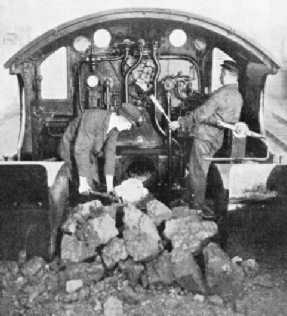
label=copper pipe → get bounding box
[124,40,144,103]
[152,41,160,97]
[167,91,172,192]
[121,43,130,77]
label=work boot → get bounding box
[200,205,215,220]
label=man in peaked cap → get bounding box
[59,103,142,195]
[221,60,240,74]
[170,60,243,220]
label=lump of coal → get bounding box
[203,242,245,301]
[123,204,160,261]
[103,296,124,316]
[118,258,144,287]
[63,261,105,284]
[61,234,97,263]
[171,247,207,294]
[114,178,148,203]
[241,259,259,278]
[102,237,128,269]
[146,199,172,226]
[20,256,46,278]
[145,251,174,286]
[164,216,218,254]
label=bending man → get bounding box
[59,103,142,194]
[170,60,243,219]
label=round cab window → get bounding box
[73,36,91,52]
[94,29,111,48]
[169,29,187,47]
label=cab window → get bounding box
[41,47,68,99]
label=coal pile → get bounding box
[0,183,259,315]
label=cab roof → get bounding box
[4,7,280,73]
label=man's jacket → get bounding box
[59,109,119,182]
[179,84,243,151]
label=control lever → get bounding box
[135,79,172,124]
[149,95,172,124]
[218,121,266,140]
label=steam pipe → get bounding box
[152,41,160,97]
[124,40,144,103]
[105,55,123,62]
[78,60,86,113]
[104,78,113,110]
[104,84,110,110]
[166,91,173,192]
[121,42,130,77]
[152,107,168,138]
[109,60,123,85]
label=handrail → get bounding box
[205,139,271,162]
[16,82,26,161]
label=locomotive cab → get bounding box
[2,8,285,260]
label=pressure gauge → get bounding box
[169,29,187,47]
[193,38,207,51]
[87,75,99,88]
[94,29,111,48]
[73,36,91,53]
[163,77,175,91]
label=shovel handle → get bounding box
[88,191,119,201]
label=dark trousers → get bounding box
[188,138,217,210]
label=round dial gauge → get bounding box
[193,38,207,51]
[73,36,91,52]
[169,29,187,47]
[94,29,111,48]
[87,75,99,88]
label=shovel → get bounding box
[84,190,121,202]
